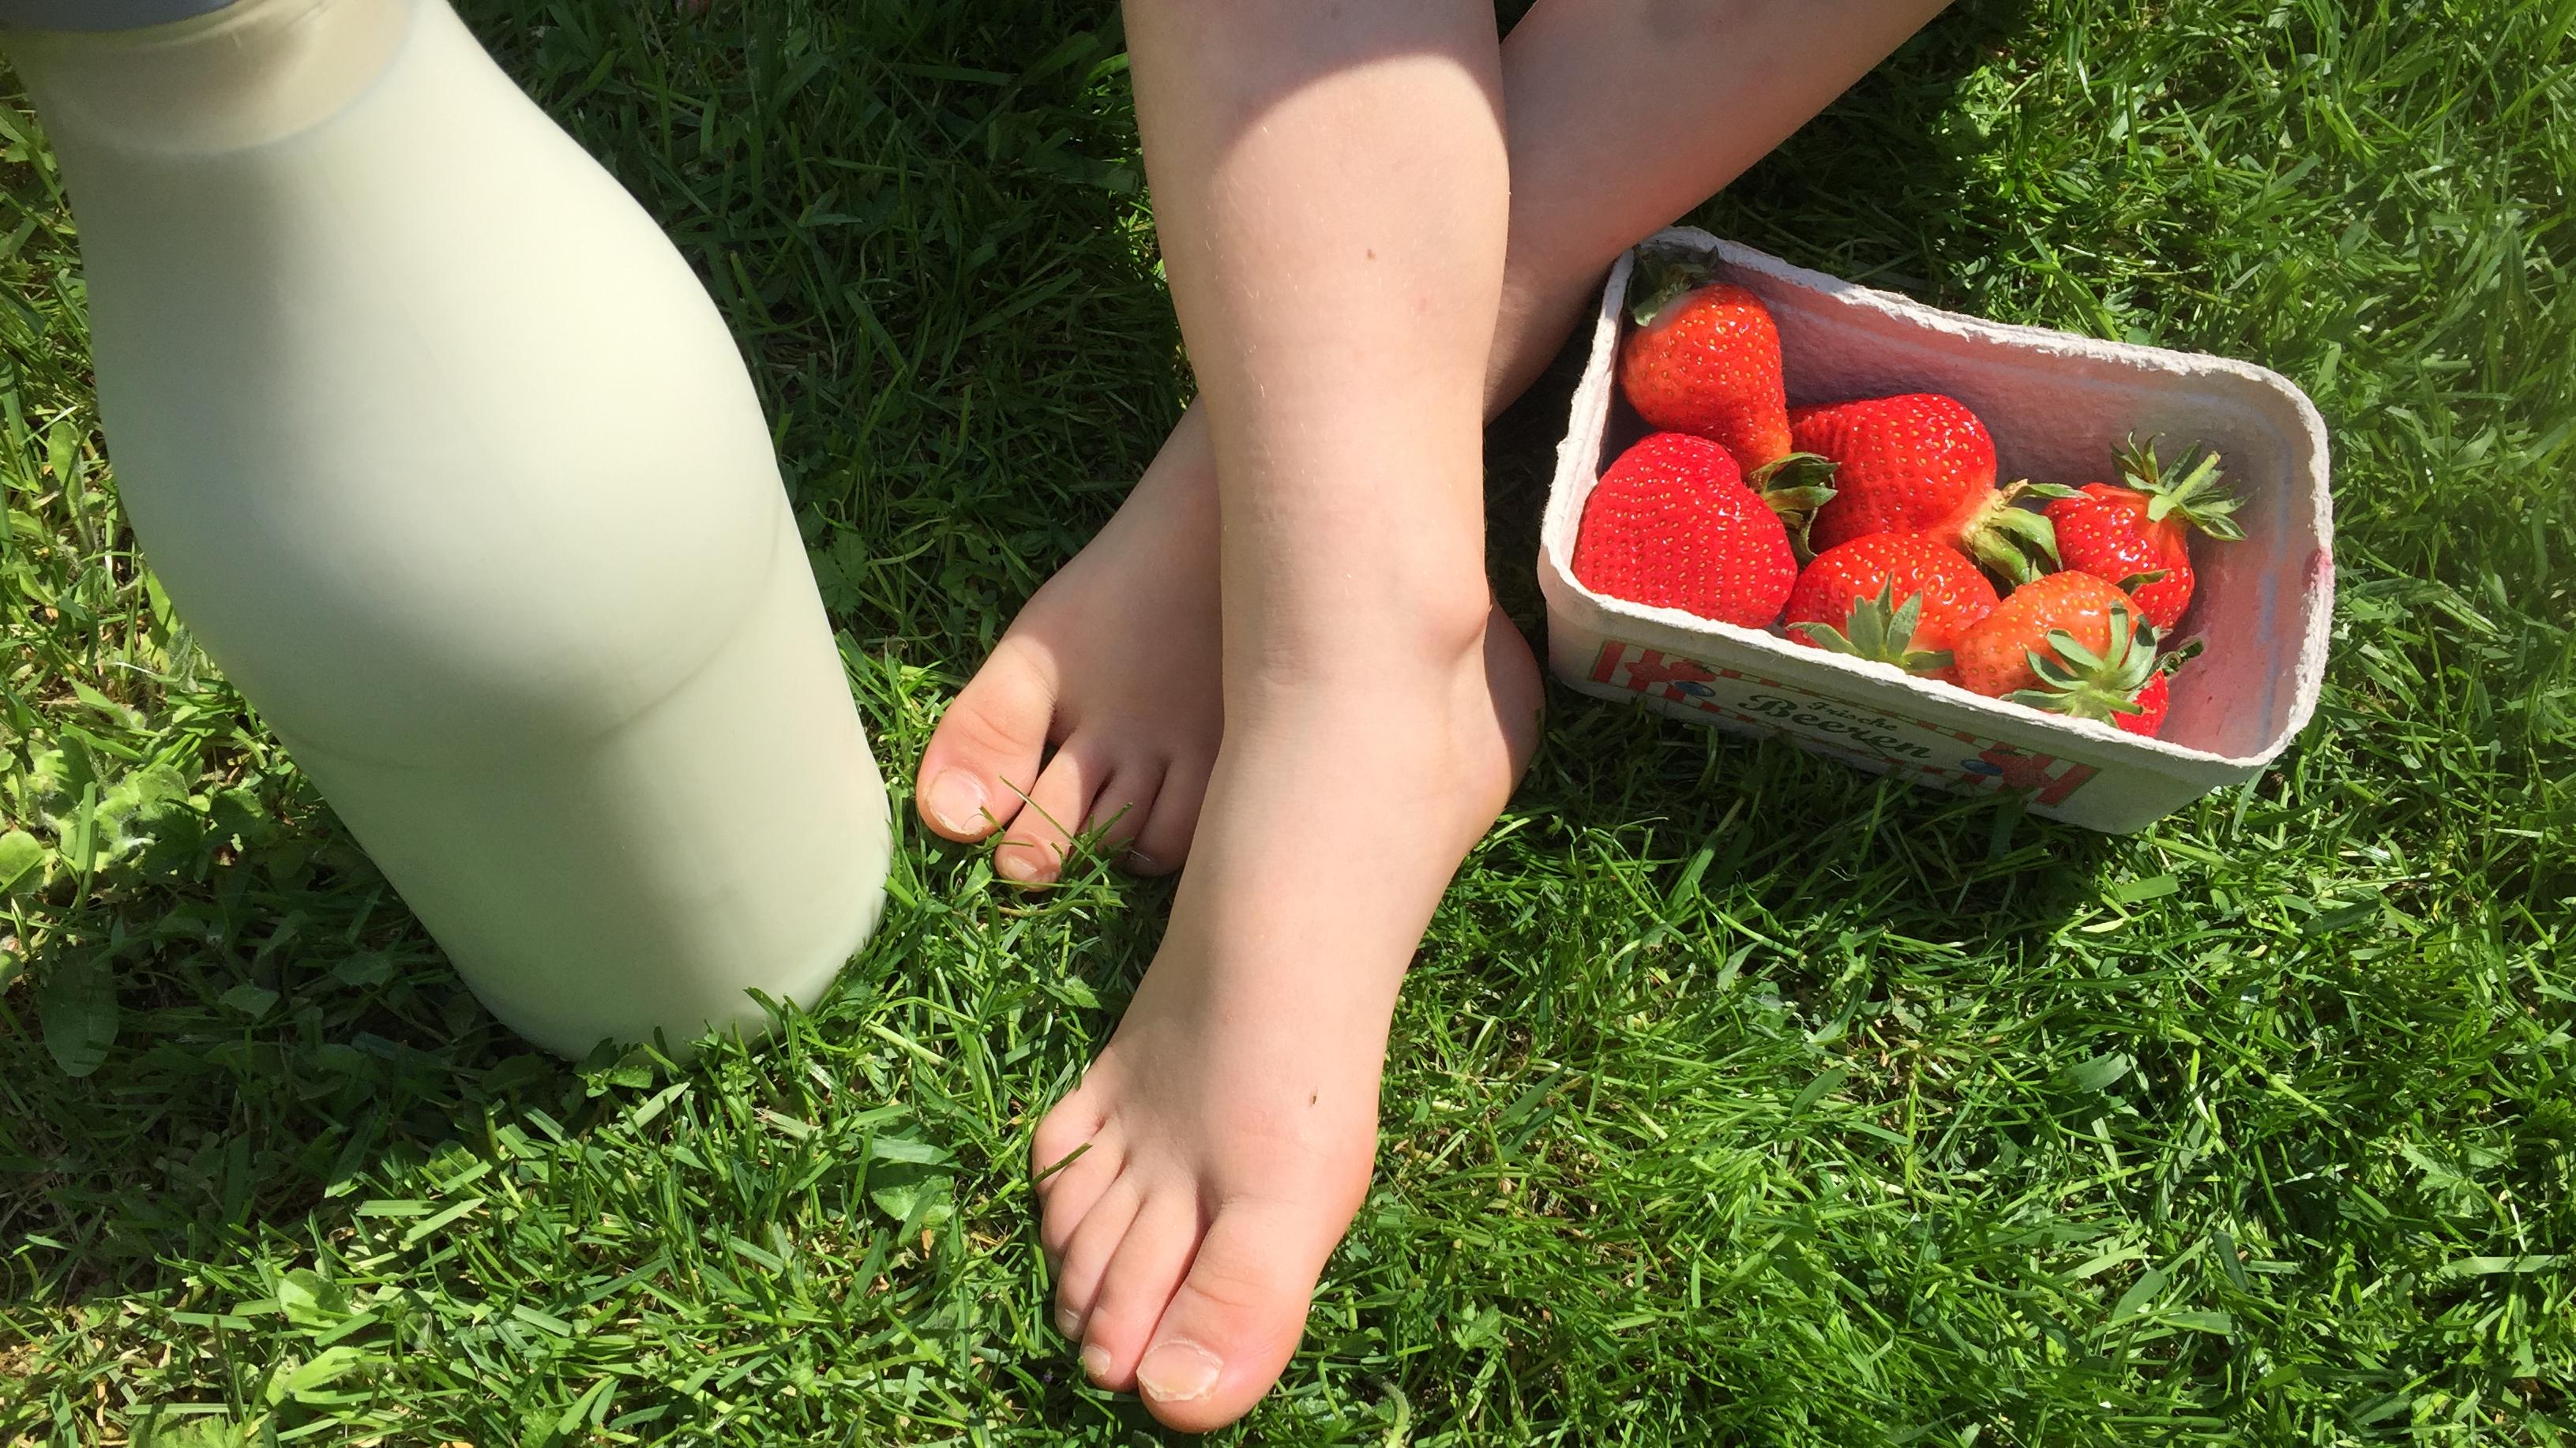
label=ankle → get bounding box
[1229,576,1495,696]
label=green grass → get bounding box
[2,0,2570,1442]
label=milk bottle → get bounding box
[2,0,892,1056]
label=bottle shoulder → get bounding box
[9,0,415,153]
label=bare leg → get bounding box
[916,0,1951,885]
[1021,0,1525,1432]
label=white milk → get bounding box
[6,0,892,1056]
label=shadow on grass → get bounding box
[0,782,553,1308]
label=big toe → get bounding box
[1131,1202,1338,1432]
[917,636,1058,843]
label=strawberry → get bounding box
[1951,571,2134,698]
[2120,670,2171,737]
[1952,570,2169,730]
[2115,640,2205,737]
[1782,533,1999,677]
[1790,393,2060,583]
[1617,249,1834,496]
[2043,438,2243,631]
[1572,432,1826,628]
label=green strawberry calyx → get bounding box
[1790,583,1954,676]
[2113,436,2246,541]
[1958,482,2064,587]
[1629,245,1723,328]
[1750,452,1839,561]
[2003,600,2162,722]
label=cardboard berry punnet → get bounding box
[1538,229,2334,832]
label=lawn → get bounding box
[2,0,2570,1442]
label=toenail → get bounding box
[1056,1306,1083,1340]
[1136,1341,1223,1404]
[995,848,1041,882]
[926,769,986,835]
[1079,1342,1113,1384]
[1122,848,1157,872]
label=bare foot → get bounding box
[1031,606,1543,1432]
[914,409,1222,883]
[913,232,1597,892]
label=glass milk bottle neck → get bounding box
[2,0,415,153]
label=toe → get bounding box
[1033,1123,1123,1262]
[1088,761,1162,857]
[1050,1176,1141,1342]
[918,636,1058,843]
[1076,1191,1204,1391]
[1132,1201,1335,1432]
[1031,1074,1110,1178]
[1125,751,1212,876]
[993,740,1115,885]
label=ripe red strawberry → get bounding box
[2119,670,2170,737]
[1791,393,2059,583]
[2115,640,2204,737]
[1617,251,1833,495]
[1782,534,1999,677]
[1952,571,2133,697]
[2044,438,2243,631]
[1952,571,2167,729]
[1572,432,1817,628]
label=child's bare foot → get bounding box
[1032,605,1541,1432]
[913,409,1222,883]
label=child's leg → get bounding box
[918,0,1953,885]
[1026,0,1523,1431]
